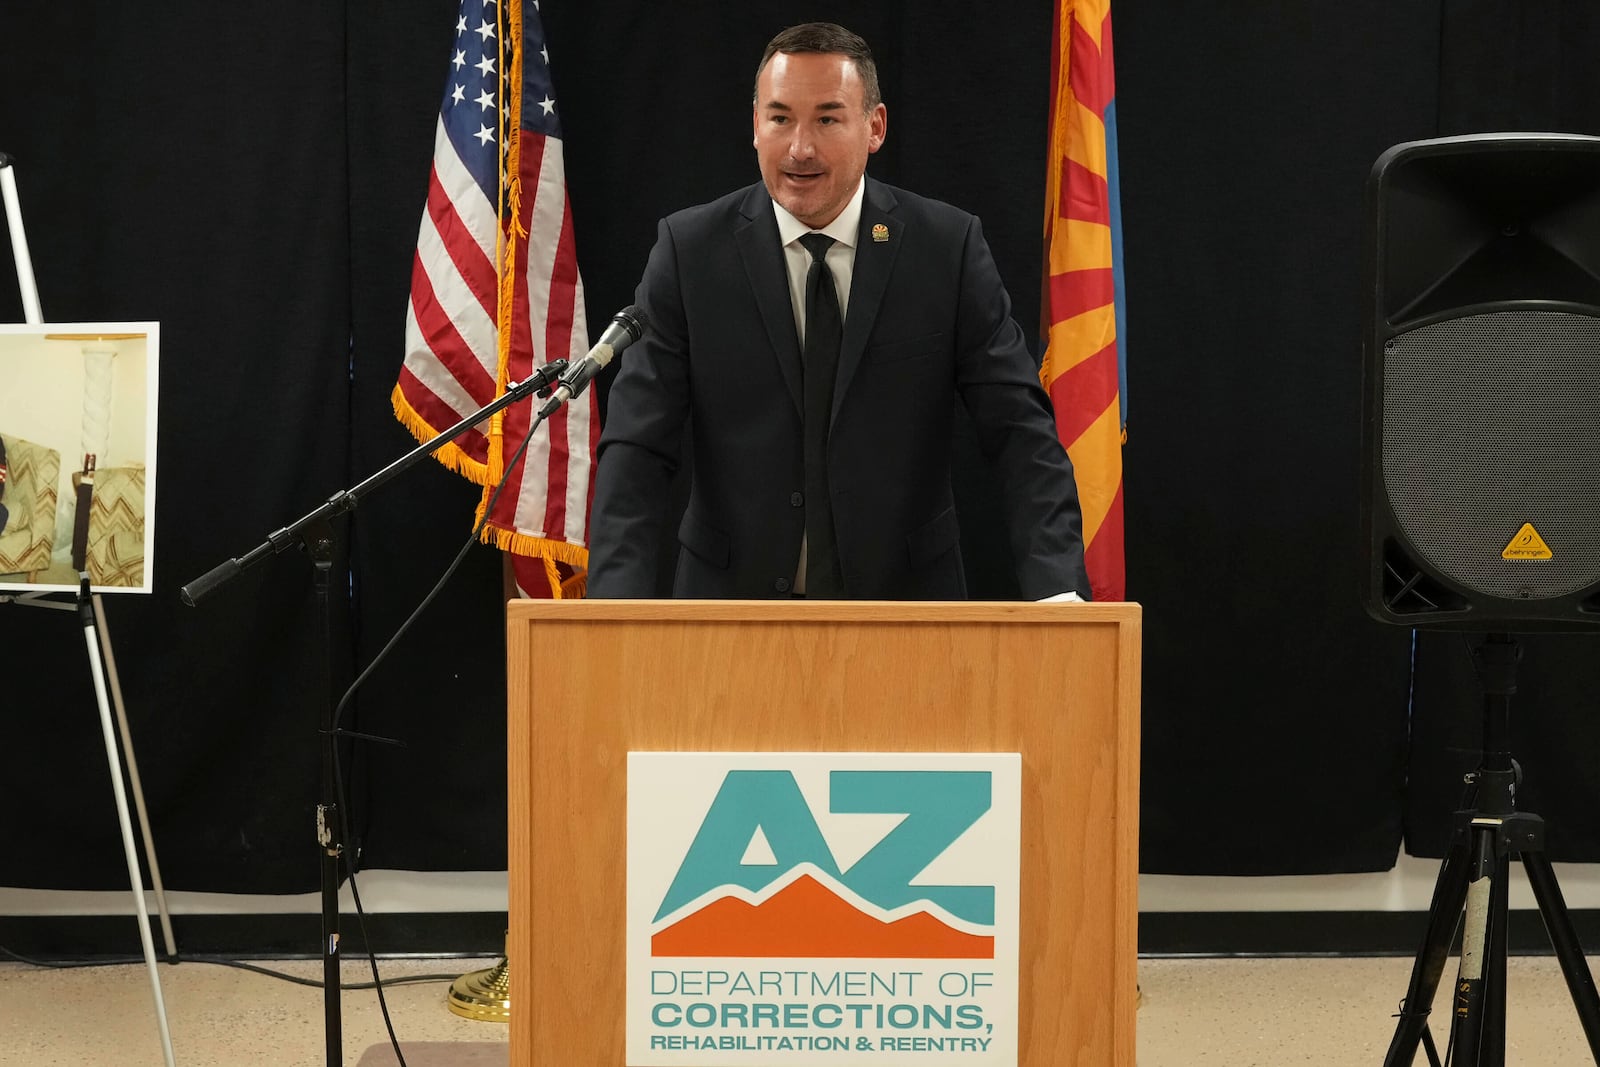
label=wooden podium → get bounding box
[507,600,1141,1065]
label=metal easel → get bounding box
[1,152,178,1067]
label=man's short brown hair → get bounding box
[754,22,881,111]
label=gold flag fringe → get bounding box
[481,528,590,601]
[481,527,589,567]
[391,384,492,486]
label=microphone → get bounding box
[536,305,648,418]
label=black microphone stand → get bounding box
[180,359,568,1067]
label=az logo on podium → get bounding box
[626,752,1022,1066]
[651,768,997,959]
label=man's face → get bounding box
[753,51,887,229]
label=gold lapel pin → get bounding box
[871,223,889,243]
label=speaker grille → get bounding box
[1383,310,1600,601]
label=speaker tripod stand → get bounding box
[1385,633,1600,1066]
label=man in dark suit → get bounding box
[588,22,1089,601]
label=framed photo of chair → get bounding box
[0,322,159,594]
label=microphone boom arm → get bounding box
[180,359,569,606]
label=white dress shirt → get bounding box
[772,178,866,346]
[772,180,865,594]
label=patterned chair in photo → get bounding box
[77,462,147,587]
[0,433,62,581]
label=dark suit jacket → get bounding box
[588,177,1089,600]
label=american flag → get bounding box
[394,0,595,598]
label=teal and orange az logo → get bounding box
[651,770,994,960]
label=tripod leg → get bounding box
[1385,835,1472,1066]
[1522,852,1600,1059]
[1420,1027,1443,1067]
[1482,849,1510,1067]
[1450,826,1501,1067]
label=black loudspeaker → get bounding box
[1362,133,1600,629]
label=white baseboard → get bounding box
[1138,853,1600,912]
[0,869,508,916]
[4,858,1598,918]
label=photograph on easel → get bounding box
[0,322,159,593]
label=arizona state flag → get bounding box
[1041,0,1126,602]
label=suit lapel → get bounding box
[834,178,902,424]
[734,184,804,416]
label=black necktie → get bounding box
[799,232,844,597]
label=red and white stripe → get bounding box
[398,117,503,473]
[483,135,595,551]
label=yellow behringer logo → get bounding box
[1501,523,1553,560]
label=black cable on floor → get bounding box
[0,943,468,990]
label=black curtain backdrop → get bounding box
[0,2,1596,897]
[0,6,356,892]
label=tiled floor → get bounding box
[0,953,1594,1065]
[0,956,507,1066]
[1138,955,1595,1065]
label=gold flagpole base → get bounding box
[447,937,511,1023]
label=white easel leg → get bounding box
[0,163,43,323]
[82,620,177,1067]
[94,593,178,958]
